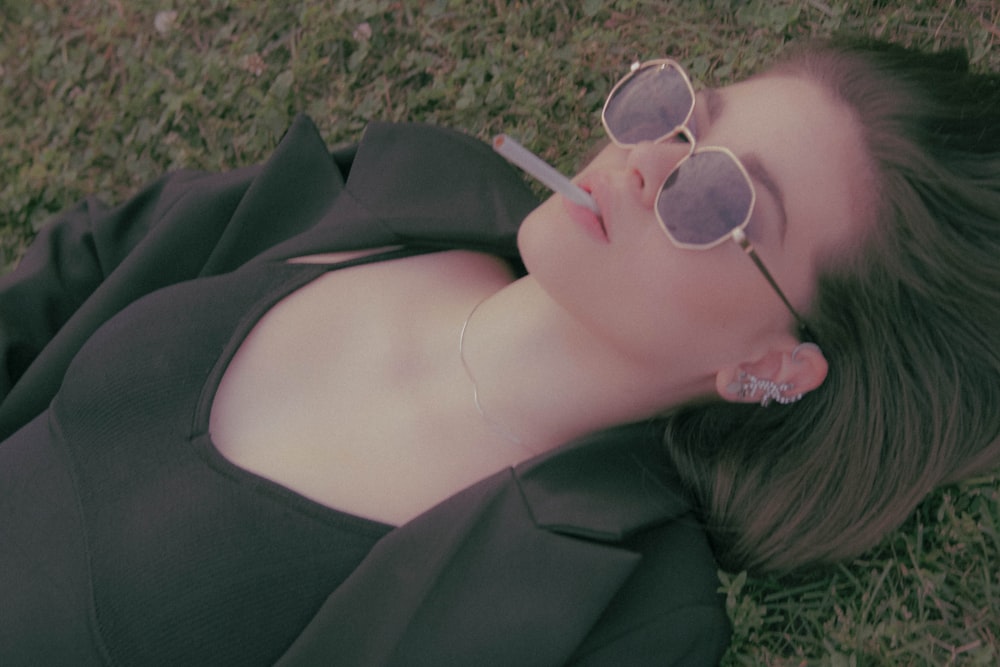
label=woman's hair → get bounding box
[663,37,1000,574]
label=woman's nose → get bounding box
[624,138,693,210]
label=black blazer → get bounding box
[0,115,730,665]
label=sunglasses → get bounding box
[602,59,814,340]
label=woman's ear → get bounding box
[714,341,828,405]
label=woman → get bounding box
[664,38,1000,573]
[1,36,998,665]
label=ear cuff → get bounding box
[728,371,803,407]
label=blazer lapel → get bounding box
[275,423,692,667]
[517,421,693,541]
[260,121,538,263]
[201,115,347,274]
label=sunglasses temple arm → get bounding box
[733,234,816,341]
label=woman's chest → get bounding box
[209,249,518,525]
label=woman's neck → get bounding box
[450,275,712,456]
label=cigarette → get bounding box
[492,134,600,215]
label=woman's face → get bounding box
[517,71,874,390]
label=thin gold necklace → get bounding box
[457,296,524,446]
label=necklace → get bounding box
[458,296,524,446]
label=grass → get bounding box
[2,0,998,664]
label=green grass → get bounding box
[2,1,998,664]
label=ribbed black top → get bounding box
[2,260,390,666]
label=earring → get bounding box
[729,371,802,407]
[792,342,822,362]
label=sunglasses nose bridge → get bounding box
[624,139,692,211]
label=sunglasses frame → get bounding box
[601,59,815,341]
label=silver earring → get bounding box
[792,342,822,362]
[729,371,802,407]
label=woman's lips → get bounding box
[563,187,608,243]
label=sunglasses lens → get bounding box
[604,64,694,144]
[657,151,753,246]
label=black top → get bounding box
[0,117,730,666]
[4,260,398,664]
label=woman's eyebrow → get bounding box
[701,89,789,243]
[742,153,788,244]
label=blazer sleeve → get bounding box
[0,168,234,399]
[566,518,731,666]
[568,604,730,666]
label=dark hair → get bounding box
[663,37,1000,574]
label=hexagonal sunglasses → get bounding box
[602,59,814,340]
